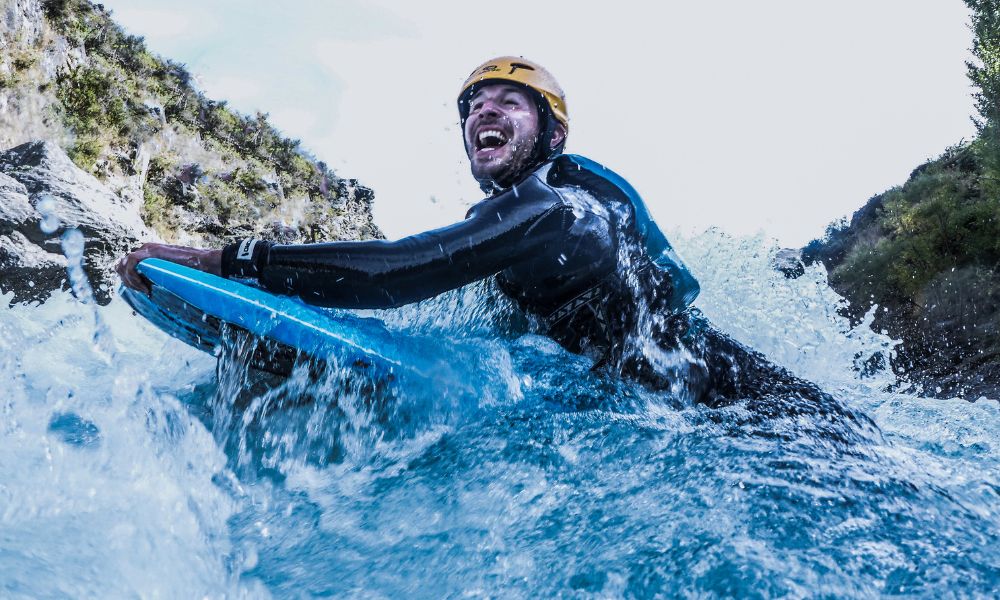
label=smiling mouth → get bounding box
[475,129,509,153]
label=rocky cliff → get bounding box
[801,143,999,400]
[0,0,381,302]
[798,1,1000,400]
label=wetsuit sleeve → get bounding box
[221,177,573,309]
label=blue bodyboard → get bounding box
[120,258,427,379]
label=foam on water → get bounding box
[0,292,266,597]
[1,229,997,598]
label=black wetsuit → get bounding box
[221,154,835,410]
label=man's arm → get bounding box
[226,185,571,308]
[119,177,572,307]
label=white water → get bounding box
[0,230,996,597]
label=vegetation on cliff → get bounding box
[802,0,1000,397]
[1,0,379,246]
[803,144,992,309]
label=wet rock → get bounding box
[0,230,67,303]
[889,266,1000,400]
[0,169,66,301]
[0,171,35,230]
[0,141,149,304]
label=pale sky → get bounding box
[101,0,976,245]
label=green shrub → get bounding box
[231,167,267,196]
[67,137,103,168]
[56,66,127,134]
[819,140,1000,312]
[12,54,36,71]
[41,0,75,22]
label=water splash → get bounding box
[0,293,255,597]
[682,229,900,393]
[0,229,996,597]
[36,194,115,361]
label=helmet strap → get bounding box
[528,88,564,162]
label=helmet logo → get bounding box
[473,65,501,76]
[470,62,538,77]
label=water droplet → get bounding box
[61,228,85,261]
[37,194,60,234]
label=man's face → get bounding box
[463,83,542,187]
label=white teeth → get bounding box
[478,129,508,145]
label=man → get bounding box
[118,57,838,412]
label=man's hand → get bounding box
[116,242,223,294]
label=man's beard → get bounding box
[471,135,540,190]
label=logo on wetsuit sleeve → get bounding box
[236,238,259,261]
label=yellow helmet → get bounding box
[457,56,569,131]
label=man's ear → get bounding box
[550,123,567,149]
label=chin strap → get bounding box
[535,101,565,162]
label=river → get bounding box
[1,230,997,598]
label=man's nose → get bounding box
[478,99,502,118]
